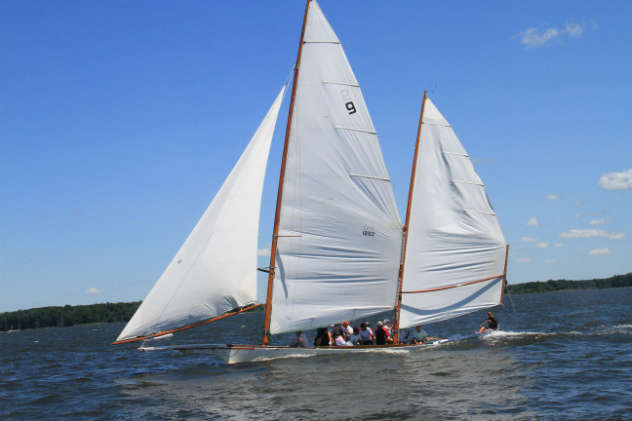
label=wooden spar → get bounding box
[262,0,311,346]
[111,303,263,345]
[401,274,504,294]
[393,91,427,344]
[499,244,510,304]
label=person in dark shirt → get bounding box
[375,321,388,345]
[478,311,498,333]
[314,327,332,346]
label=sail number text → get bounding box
[340,88,357,115]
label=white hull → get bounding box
[139,340,449,365]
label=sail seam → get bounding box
[451,179,485,186]
[349,173,391,182]
[423,121,451,128]
[334,126,377,135]
[443,151,469,157]
[322,80,360,87]
[402,274,503,294]
[464,208,497,216]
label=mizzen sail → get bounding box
[116,87,286,342]
[269,0,403,335]
[399,97,507,329]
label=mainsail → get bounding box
[116,87,286,343]
[268,0,403,335]
[399,97,507,329]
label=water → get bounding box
[2,288,631,420]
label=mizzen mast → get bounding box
[393,91,427,344]
[262,0,311,346]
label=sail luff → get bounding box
[393,91,427,344]
[262,0,311,346]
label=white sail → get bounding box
[117,87,286,342]
[269,0,403,335]
[399,97,507,329]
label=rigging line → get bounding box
[402,274,504,294]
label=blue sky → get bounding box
[2,1,631,312]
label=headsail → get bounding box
[399,97,507,329]
[115,87,286,343]
[269,0,403,335]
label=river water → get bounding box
[2,288,631,420]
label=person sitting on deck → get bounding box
[314,327,332,346]
[409,325,430,344]
[358,322,373,345]
[347,327,360,345]
[375,321,393,345]
[343,321,353,336]
[290,330,307,347]
[383,319,394,344]
[478,311,499,334]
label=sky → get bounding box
[1,1,631,312]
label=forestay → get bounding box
[116,87,286,342]
[400,97,507,329]
[269,0,403,335]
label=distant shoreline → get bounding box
[2,272,631,332]
[506,272,631,295]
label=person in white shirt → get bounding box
[347,327,361,345]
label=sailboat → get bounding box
[113,0,509,364]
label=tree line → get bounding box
[506,272,632,294]
[2,272,631,331]
[0,301,140,331]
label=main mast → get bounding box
[262,0,311,345]
[393,91,427,344]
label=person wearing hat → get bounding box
[342,321,353,336]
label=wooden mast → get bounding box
[262,0,311,346]
[499,244,510,304]
[393,91,427,344]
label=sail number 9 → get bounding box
[340,88,357,115]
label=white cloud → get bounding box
[520,236,538,243]
[536,242,549,248]
[544,258,557,263]
[546,194,560,201]
[554,242,564,247]
[565,23,585,37]
[516,257,532,263]
[560,229,624,240]
[588,248,612,255]
[526,217,539,227]
[519,27,559,47]
[599,168,632,191]
[257,248,270,257]
[87,288,101,295]
[518,23,586,48]
[589,218,606,226]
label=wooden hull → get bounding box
[139,340,449,364]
